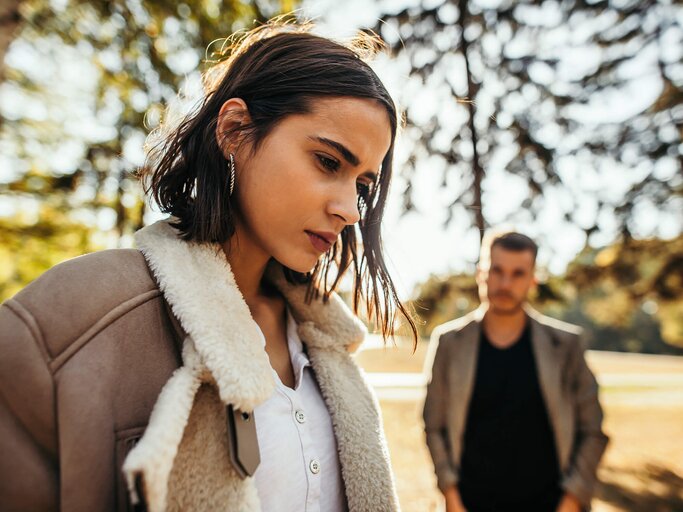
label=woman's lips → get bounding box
[306,231,333,252]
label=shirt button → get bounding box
[309,459,320,474]
[295,410,306,424]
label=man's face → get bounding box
[478,246,536,315]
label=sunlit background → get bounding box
[1,0,681,510]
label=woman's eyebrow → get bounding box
[310,136,360,166]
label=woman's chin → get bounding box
[274,253,321,274]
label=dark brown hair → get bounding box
[481,230,539,267]
[140,20,417,345]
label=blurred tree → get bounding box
[563,235,683,347]
[0,0,295,301]
[410,235,683,353]
[410,272,478,337]
[0,0,22,85]
[0,205,97,300]
[374,0,682,245]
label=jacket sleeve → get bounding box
[0,300,59,512]
[560,336,609,508]
[422,330,458,493]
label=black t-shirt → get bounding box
[459,324,562,512]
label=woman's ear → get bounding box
[215,98,250,159]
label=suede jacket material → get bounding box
[0,219,399,512]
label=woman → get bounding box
[0,20,415,512]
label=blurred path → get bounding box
[360,345,683,405]
[359,345,683,512]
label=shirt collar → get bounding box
[286,308,311,390]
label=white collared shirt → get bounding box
[253,310,347,512]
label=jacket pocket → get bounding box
[115,426,147,512]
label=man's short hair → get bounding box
[479,230,538,269]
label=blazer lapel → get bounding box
[529,315,563,455]
[451,319,481,434]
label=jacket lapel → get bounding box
[446,306,566,473]
[451,317,481,437]
[135,219,367,413]
[135,220,275,412]
[130,219,397,512]
[306,348,399,512]
[529,312,564,458]
[268,263,399,511]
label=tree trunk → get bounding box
[458,0,486,241]
[0,0,22,84]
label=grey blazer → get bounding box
[422,305,608,509]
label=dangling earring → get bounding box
[228,153,236,196]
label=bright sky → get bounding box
[1,0,681,300]
[300,0,683,297]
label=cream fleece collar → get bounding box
[134,218,366,412]
[124,219,371,512]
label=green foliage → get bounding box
[411,236,683,353]
[378,0,682,353]
[374,0,682,238]
[0,0,296,301]
[564,235,683,347]
[3,0,294,233]
[411,273,478,337]
[0,204,103,300]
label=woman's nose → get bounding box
[329,182,361,225]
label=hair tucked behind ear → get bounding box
[139,17,418,347]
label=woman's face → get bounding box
[228,96,392,273]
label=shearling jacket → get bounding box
[0,219,399,512]
[423,306,608,510]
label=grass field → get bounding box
[356,341,683,512]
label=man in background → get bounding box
[423,231,608,512]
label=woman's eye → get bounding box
[316,154,340,172]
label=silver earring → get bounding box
[228,153,236,196]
